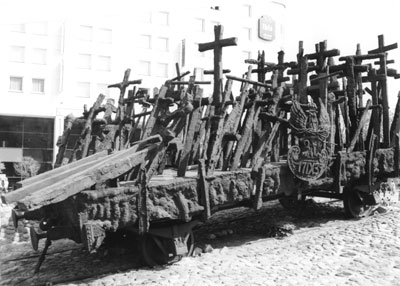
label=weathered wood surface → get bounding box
[177,88,204,177]
[55,115,75,168]
[67,164,284,229]
[69,94,106,162]
[5,151,109,203]
[198,25,237,106]
[17,144,158,211]
[10,136,162,211]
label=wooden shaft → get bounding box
[307,49,340,60]
[203,69,231,74]
[225,75,270,88]
[198,37,238,52]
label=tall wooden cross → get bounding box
[198,25,237,107]
[368,35,398,147]
[245,51,267,83]
[307,40,340,73]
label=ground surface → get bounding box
[1,199,400,286]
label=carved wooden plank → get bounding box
[231,92,261,171]
[12,136,161,209]
[252,111,285,170]
[16,144,158,211]
[222,67,252,170]
[344,57,358,144]
[347,99,372,152]
[69,93,106,162]
[198,159,211,220]
[54,115,75,168]
[206,79,233,175]
[6,151,108,203]
[365,70,381,145]
[141,86,168,139]
[178,88,204,177]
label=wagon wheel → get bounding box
[343,187,373,218]
[141,231,195,267]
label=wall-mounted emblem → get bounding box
[258,16,275,41]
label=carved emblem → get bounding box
[288,100,330,181]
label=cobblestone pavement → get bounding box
[2,200,400,286]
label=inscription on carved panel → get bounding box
[288,138,329,181]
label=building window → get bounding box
[31,22,47,35]
[97,83,109,97]
[243,51,252,60]
[156,37,169,51]
[139,11,152,23]
[139,35,151,49]
[9,77,23,91]
[242,27,252,41]
[10,23,25,33]
[32,79,45,93]
[97,56,111,71]
[155,11,169,26]
[76,82,91,97]
[9,46,25,62]
[77,53,91,69]
[79,25,93,41]
[156,63,168,78]
[0,115,55,188]
[96,28,112,43]
[32,48,47,65]
[195,18,205,32]
[244,4,252,17]
[139,61,151,76]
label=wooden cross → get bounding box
[287,41,316,104]
[368,35,398,147]
[198,25,237,107]
[245,51,268,82]
[306,40,340,73]
[264,51,292,86]
[108,69,142,124]
[368,34,398,55]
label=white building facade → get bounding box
[0,0,286,187]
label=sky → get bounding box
[1,0,400,106]
[284,0,400,107]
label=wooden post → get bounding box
[363,69,384,146]
[221,66,252,170]
[177,88,204,177]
